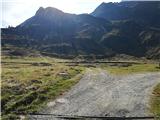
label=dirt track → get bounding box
[29,69,160,119]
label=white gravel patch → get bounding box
[29,69,160,120]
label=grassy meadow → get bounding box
[1,54,160,119]
[101,63,160,75]
[1,55,84,119]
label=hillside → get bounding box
[91,1,160,27]
[1,1,160,59]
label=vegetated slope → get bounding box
[91,1,160,59]
[2,1,160,59]
[2,7,113,57]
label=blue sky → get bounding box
[1,0,120,28]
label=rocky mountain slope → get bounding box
[2,1,160,59]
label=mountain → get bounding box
[2,7,113,57]
[91,1,160,27]
[2,1,160,59]
[91,1,160,59]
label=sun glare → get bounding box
[2,0,121,27]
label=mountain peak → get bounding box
[45,7,63,13]
[100,2,106,5]
[36,7,45,15]
[35,6,64,17]
[100,2,115,6]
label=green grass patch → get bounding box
[101,63,160,75]
[150,83,160,117]
[1,56,84,120]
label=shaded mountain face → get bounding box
[2,7,113,57]
[2,2,160,59]
[91,1,160,27]
[91,1,160,59]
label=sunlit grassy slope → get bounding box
[1,56,84,120]
[101,63,160,75]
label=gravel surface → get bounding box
[29,69,160,120]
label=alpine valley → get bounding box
[2,1,160,59]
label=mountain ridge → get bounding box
[2,1,160,59]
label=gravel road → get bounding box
[29,69,160,120]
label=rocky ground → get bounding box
[29,69,160,120]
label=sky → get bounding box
[1,0,121,28]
